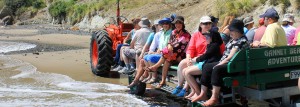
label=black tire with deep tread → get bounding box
[90,30,113,76]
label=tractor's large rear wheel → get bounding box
[90,30,113,76]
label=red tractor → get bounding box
[90,0,133,76]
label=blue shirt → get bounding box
[131,29,136,39]
[146,32,155,45]
[244,27,248,35]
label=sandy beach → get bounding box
[0,26,130,85]
[0,25,184,106]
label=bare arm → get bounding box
[139,44,150,59]
[123,30,132,44]
[218,48,238,65]
[130,31,137,49]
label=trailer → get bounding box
[129,46,300,107]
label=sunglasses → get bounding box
[201,22,211,25]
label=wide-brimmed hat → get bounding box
[259,7,279,19]
[243,16,254,26]
[172,16,184,24]
[229,19,244,34]
[200,16,212,23]
[283,14,295,23]
[158,18,172,24]
[138,18,151,28]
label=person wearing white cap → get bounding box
[174,16,216,98]
[282,15,296,45]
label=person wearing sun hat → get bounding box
[120,18,152,74]
[130,17,172,84]
[282,14,296,45]
[145,16,191,89]
[252,7,287,48]
[243,16,255,43]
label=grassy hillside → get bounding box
[48,0,155,25]
[1,0,300,28]
[212,0,300,20]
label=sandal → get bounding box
[156,82,166,89]
[139,75,147,81]
[143,67,155,72]
[141,77,151,83]
[127,80,138,88]
[146,78,157,84]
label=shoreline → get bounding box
[0,25,184,106]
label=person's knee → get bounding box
[140,59,144,63]
[213,65,223,71]
[179,59,188,66]
[117,44,123,48]
[184,69,190,76]
[182,68,188,76]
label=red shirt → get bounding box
[253,25,267,41]
[186,32,206,58]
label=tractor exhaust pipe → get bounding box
[117,0,120,25]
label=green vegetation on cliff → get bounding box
[212,0,299,20]
[1,0,46,15]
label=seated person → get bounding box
[192,19,249,106]
[172,16,215,97]
[127,22,162,88]
[243,16,256,43]
[112,18,141,71]
[252,8,287,48]
[147,16,191,89]
[127,18,172,87]
[183,31,223,100]
[119,18,152,74]
[281,14,296,46]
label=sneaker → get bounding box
[123,68,134,74]
[118,67,127,73]
[112,65,123,71]
[172,86,183,95]
[111,64,118,69]
[176,88,186,97]
[130,67,136,72]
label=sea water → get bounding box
[0,41,148,107]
